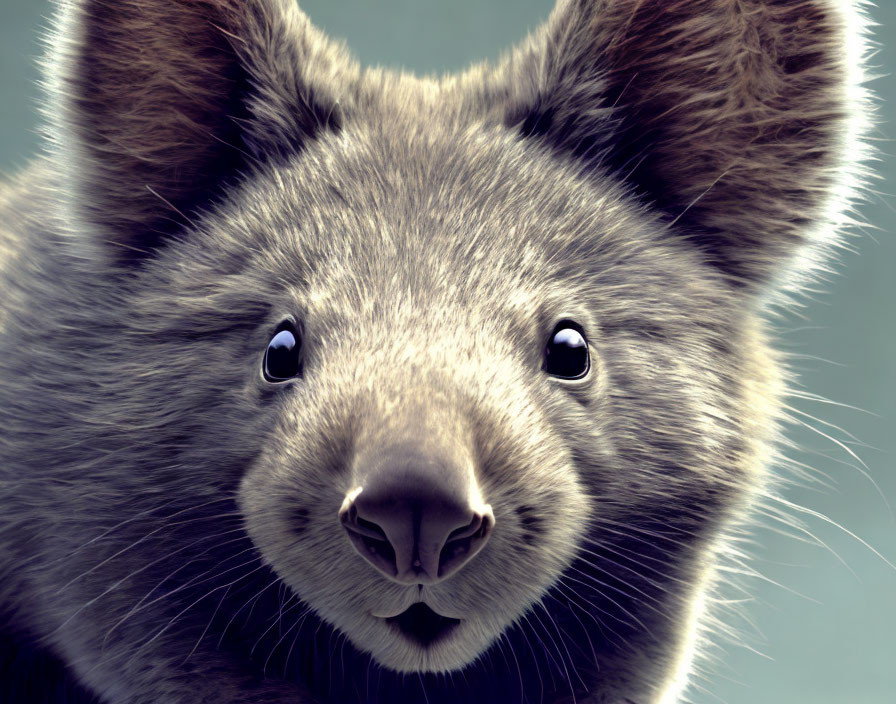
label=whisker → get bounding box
[566,561,673,622]
[555,578,635,644]
[714,560,822,605]
[56,502,241,593]
[250,595,302,657]
[754,504,861,580]
[513,614,545,704]
[498,631,526,704]
[784,411,892,520]
[536,599,585,697]
[544,591,598,669]
[44,495,184,566]
[575,541,685,591]
[281,604,316,679]
[55,525,246,637]
[554,579,627,649]
[216,574,283,649]
[521,613,559,692]
[101,547,261,647]
[560,570,656,636]
[263,602,314,675]
[76,562,264,679]
[181,583,233,664]
[126,564,272,669]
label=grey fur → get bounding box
[0,1,873,703]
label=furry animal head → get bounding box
[24,0,870,701]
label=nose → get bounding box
[339,445,493,584]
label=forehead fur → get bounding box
[165,103,719,315]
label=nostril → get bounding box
[359,532,396,570]
[438,511,493,579]
[344,506,388,540]
[446,513,490,542]
[340,504,398,577]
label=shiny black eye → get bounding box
[544,322,590,379]
[263,323,302,382]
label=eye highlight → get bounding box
[544,321,590,379]
[263,322,302,382]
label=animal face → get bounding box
[201,119,750,674]
[0,0,868,702]
[103,111,748,677]
[59,100,769,693]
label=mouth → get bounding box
[384,602,461,647]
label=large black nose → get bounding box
[339,445,493,584]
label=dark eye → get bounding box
[263,322,302,382]
[544,321,590,379]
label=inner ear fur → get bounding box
[491,0,872,291]
[44,0,357,263]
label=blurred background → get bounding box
[1,1,893,702]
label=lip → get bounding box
[371,607,412,619]
[378,602,463,647]
[370,604,464,620]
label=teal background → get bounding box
[1,2,893,702]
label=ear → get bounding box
[44,0,357,263]
[490,0,872,293]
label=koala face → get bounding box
[0,0,869,703]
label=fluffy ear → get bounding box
[44,0,357,262]
[491,0,872,292]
